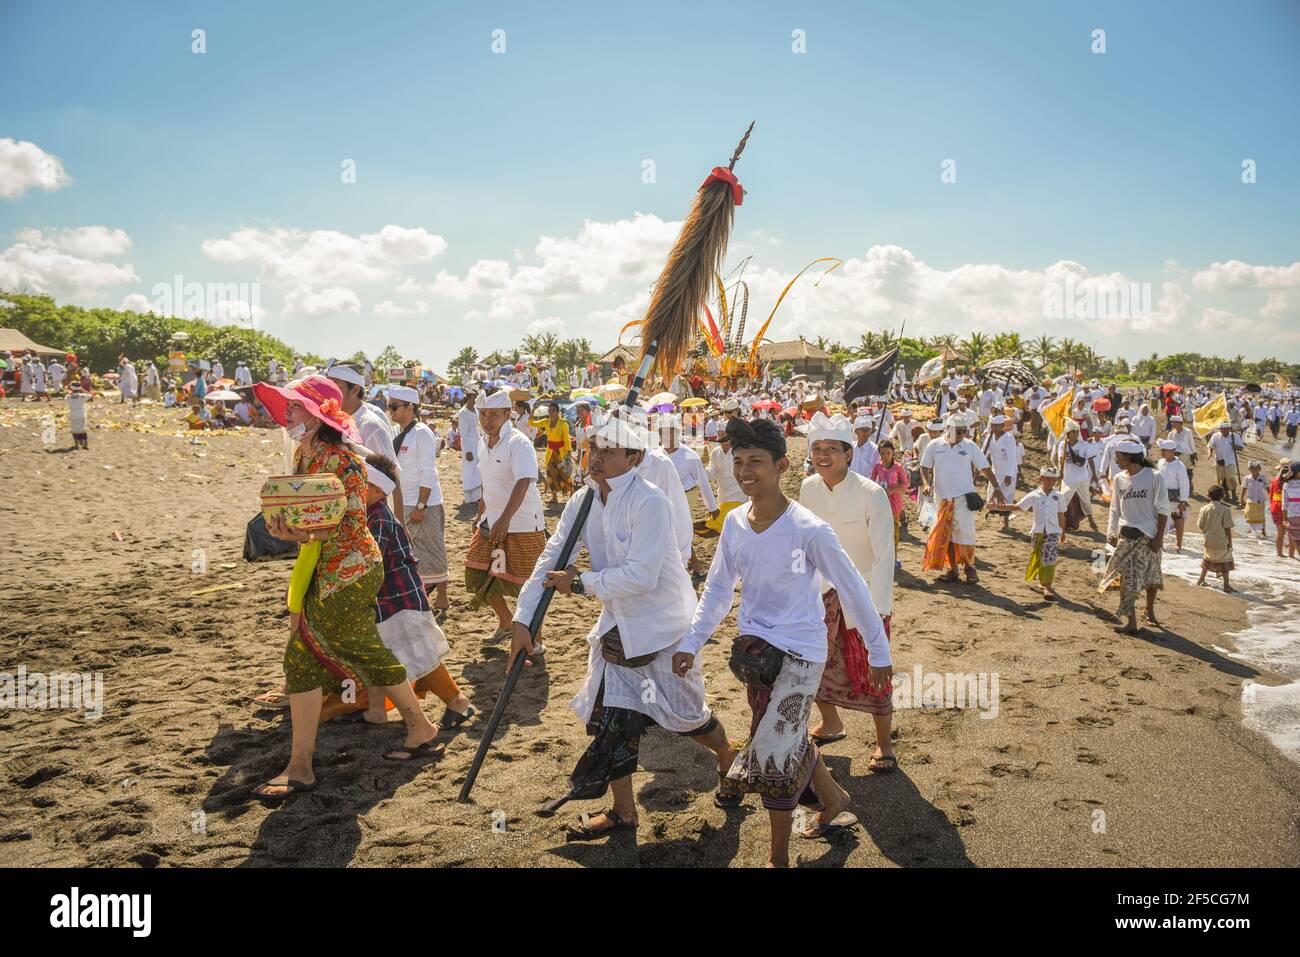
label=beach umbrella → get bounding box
[752,399,782,411]
[646,390,677,406]
[680,397,707,408]
[1092,396,1112,412]
[595,382,629,402]
[789,373,808,380]
[571,393,604,407]
[206,390,242,402]
[1162,382,1181,393]
[979,357,1039,389]
[170,331,190,341]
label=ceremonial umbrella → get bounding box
[206,390,242,402]
[1092,397,1112,412]
[979,358,1039,389]
[680,397,707,408]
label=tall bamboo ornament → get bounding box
[458,124,755,803]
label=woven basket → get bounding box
[260,473,347,531]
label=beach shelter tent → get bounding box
[596,344,637,378]
[755,338,835,381]
[0,328,64,357]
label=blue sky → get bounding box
[2,0,1298,369]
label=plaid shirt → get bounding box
[366,500,430,622]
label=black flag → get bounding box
[843,347,899,405]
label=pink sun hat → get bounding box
[253,374,362,445]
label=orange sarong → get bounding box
[921,498,975,572]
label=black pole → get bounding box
[457,341,660,803]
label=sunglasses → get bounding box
[388,402,407,412]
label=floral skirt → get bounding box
[284,564,406,695]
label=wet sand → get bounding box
[2,397,1298,867]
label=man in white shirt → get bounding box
[660,414,718,584]
[888,408,915,458]
[389,385,450,618]
[985,414,1020,530]
[234,361,253,387]
[1207,422,1243,502]
[1166,414,1196,495]
[1130,404,1157,447]
[46,360,65,394]
[1156,439,1190,550]
[458,391,483,505]
[799,412,897,772]
[509,415,737,836]
[211,359,224,381]
[466,390,547,640]
[919,418,1004,582]
[1101,439,1171,633]
[850,415,881,480]
[676,417,890,866]
[704,429,745,534]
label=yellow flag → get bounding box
[1040,388,1074,438]
[1193,391,1229,438]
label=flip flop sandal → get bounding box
[811,731,848,746]
[252,778,318,802]
[383,739,444,762]
[432,607,450,624]
[566,808,638,840]
[714,773,743,809]
[252,691,290,710]
[936,572,960,583]
[438,705,476,730]
[868,754,898,774]
[800,810,859,840]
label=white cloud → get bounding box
[0,139,71,199]
[282,285,361,317]
[422,213,678,321]
[374,299,429,316]
[202,225,447,287]
[120,292,153,312]
[525,316,566,337]
[0,227,138,297]
[1192,260,1300,322]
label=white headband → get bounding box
[328,366,365,387]
[365,464,396,496]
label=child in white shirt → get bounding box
[1016,466,1067,599]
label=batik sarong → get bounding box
[727,635,825,812]
[1098,534,1163,617]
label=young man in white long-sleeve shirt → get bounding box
[675,417,892,867]
[509,415,737,838]
[799,412,898,773]
[1156,439,1190,550]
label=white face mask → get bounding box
[287,421,310,441]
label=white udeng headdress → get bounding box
[807,412,854,445]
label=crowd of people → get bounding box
[13,341,1299,866]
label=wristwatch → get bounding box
[569,572,586,596]
[414,503,427,512]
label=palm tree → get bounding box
[1030,334,1055,369]
[961,332,989,366]
[448,346,478,377]
[520,332,560,360]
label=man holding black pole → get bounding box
[509,413,737,838]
